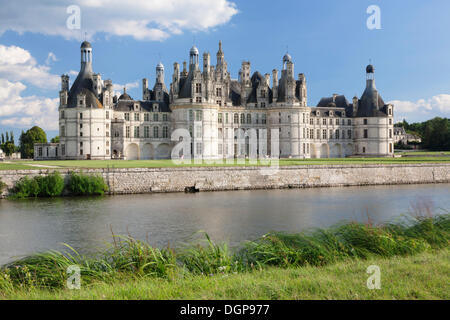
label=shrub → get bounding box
[67,172,108,196]
[11,172,65,198]
[13,176,40,198]
[0,178,6,192]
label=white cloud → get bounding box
[0,44,60,89]
[0,79,59,130]
[0,0,238,41]
[0,45,60,130]
[389,94,450,122]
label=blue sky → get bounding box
[1,0,450,140]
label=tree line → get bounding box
[0,126,47,158]
[396,117,450,151]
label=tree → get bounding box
[2,141,16,156]
[19,126,47,159]
[51,136,60,143]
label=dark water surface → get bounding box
[0,184,449,265]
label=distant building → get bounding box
[394,126,421,144]
[35,41,395,160]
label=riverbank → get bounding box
[2,249,448,300]
[1,214,448,300]
[1,163,450,198]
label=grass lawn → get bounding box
[1,156,450,170]
[399,151,450,156]
[2,249,448,300]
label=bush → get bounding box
[12,172,65,198]
[0,178,6,192]
[67,172,108,196]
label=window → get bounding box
[363,119,368,125]
[225,113,229,124]
[79,112,83,119]
[144,113,150,122]
[216,100,222,106]
[134,126,139,138]
[310,129,314,139]
[196,97,202,103]
[80,131,83,137]
[62,144,65,156]
[196,110,203,121]
[60,125,65,137]
[163,114,168,122]
[218,143,223,155]
[389,108,392,115]
[195,126,202,138]
[106,111,109,119]
[144,126,150,138]
[216,88,222,96]
[262,114,267,124]
[389,118,392,125]
[195,83,202,93]
[330,130,333,139]
[80,149,83,155]
[38,147,42,157]
[218,113,223,123]
[153,126,159,138]
[61,111,65,119]
[196,142,203,155]
[80,123,83,129]
[347,130,352,139]
[329,119,333,125]
[247,114,251,124]
[240,113,245,124]
[124,113,130,121]
[189,110,194,121]
[348,119,352,125]
[261,102,266,108]
[126,126,130,138]
[335,130,340,139]
[134,113,140,121]
[323,118,327,125]
[364,129,368,138]
[389,129,392,139]
[336,119,339,125]
[342,130,345,139]
[234,113,239,124]
[163,126,169,138]
[317,129,320,139]
[323,129,327,139]
[260,90,266,98]
[218,128,223,139]
[363,147,366,153]
[310,118,313,125]
[153,113,159,121]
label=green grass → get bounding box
[1,156,449,170]
[0,214,448,299]
[2,249,448,300]
[399,151,450,156]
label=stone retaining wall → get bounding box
[0,164,449,198]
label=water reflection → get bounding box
[0,183,449,265]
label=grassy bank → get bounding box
[1,157,450,170]
[0,214,448,300]
[2,249,448,300]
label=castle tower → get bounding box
[189,46,199,71]
[80,41,93,72]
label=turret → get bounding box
[189,46,199,71]
[61,75,69,91]
[156,62,164,84]
[80,41,92,72]
[203,52,210,73]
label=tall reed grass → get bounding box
[0,214,448,290]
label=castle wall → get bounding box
[1,164,449,198]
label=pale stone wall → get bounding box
[0,164,449,198]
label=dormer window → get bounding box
[153,104,159,112]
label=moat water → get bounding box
[0,183,449,265]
